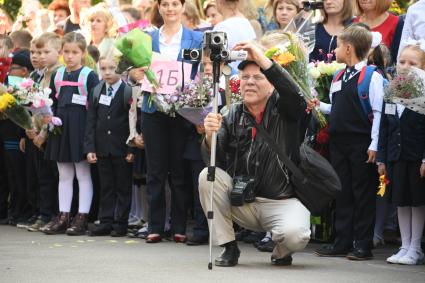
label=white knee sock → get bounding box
[57,162,75,213]
[74,161,93,214]
[410,205,425,253]
[397,206,412,250]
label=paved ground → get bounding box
[0,225,424,283]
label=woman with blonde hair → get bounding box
[85,4,117,57]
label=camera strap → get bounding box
[245,114,304,181]
[232,113,245,179]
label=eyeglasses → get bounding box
[240,74,266,82]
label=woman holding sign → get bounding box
[130,0,202,244]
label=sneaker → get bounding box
[398,250,425,265]
[386,248,408,264]
[27,219,48,232]
[16,215,38,229]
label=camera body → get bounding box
[182,31,247,63]
[302,1,324,11]
[182,48,201,61]
[231,176,256,206]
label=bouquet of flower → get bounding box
[229,77,243,104]
[265,32,327,127]
[115,28,158,88]
[7,79,62,134]
[384,67,425,115]
[0,86,33,130]
[152,77,214,124]
[309,61,346,104]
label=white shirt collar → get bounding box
[159,25,183,45]
[354,60,367,71]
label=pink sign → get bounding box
[141,60,193,95]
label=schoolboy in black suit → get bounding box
[314,24,385,260]
[84,55,134,237]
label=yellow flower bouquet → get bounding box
[265,32,327,127]
[0,86,33,130]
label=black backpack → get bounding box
[92,81,132,111]
[246,115,341,215]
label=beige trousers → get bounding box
[199,167,311,259]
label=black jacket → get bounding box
[377,103,425,163]
[201,62,306,200]
[84,81,134,157]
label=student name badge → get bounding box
[330,81,342,94]
[99,95,112,106]
[72,94,87,106]
[385,103,396,115]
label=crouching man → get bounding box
[199,42,311,267]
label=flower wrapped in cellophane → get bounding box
[115,28,158,88]
[6,79,62,134]
[153,77,214,125]
[384,67,425,115]
[265,32,327,127]
[0,85,33,130]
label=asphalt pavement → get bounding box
[0,225,424,283]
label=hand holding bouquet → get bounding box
[264,32,327,127]
[115,28,158,88]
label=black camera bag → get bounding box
[246,115,341,215]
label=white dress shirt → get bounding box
[397,0,425,60]
[159,25,183,60]
[319,61,384,151]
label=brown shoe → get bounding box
[43,212,70,235]
[66,213,88,236]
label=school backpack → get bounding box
[333,65,388,123]
[91,81,133,111]
[53,66,92,99]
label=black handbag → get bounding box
[246,115,341,215]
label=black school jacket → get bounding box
[377,103,425,163]
[84,81,134,157]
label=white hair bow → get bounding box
[371,32,382,49]
[404,38,425,52]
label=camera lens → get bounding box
[190,49,200,60]
[212,35,222,45]
[220,50,229,59]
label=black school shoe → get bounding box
[346,248,373,261]
[87,223,112,236]
[186,235,209,246]
[315,244,351,257]
[215,241,241,267]
[271,255,293,266]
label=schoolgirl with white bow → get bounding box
[377,40,425,265]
